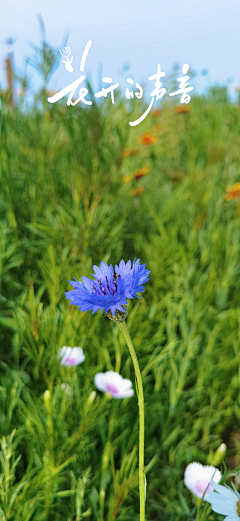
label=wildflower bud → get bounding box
[100,489,105,500]
[61,383,73,398]
[11,385,16,400]
[218,443,227,456]
[25,418,35,434]
[106,304,128,322]
[102,446,111,470]
[87,391,96,405]
[43,390,51,411]
[105,392,113,400]
[211,443,227,465]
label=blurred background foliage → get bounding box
[0,34,240,521]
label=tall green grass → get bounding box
[0,80,240,520]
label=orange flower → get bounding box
[175,105,191,114]
[152,109,161,118]
[123,174,133,183]
[139,132,157,146]
[135,166,150,180]
[130,186,144,196]
[225,182,240,201]
[122,147,139,158]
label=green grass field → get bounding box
[0,80,240,520]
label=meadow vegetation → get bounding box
[0,70,240,520]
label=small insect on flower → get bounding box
[184,462,222,499]
[138,131,157,146]
[94,371,134,399]
[206,479,240,520]
[65,259,150,318]
[225,182,240,201]
[58,346,85,367]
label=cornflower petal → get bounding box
[65,259,150,317]
[115,259,132,278]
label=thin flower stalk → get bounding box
[118,320,145,521]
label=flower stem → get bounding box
[118,321,145,521]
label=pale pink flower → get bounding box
[58,346,85,367]
[184,462,222,499]
[94,371,134,399]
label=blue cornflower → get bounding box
[65,258,150,317]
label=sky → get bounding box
[1,0,240,101]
